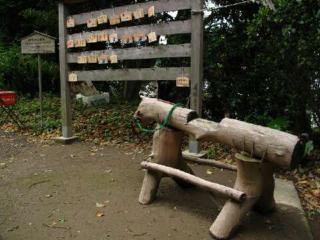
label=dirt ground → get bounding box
[0,131,318,240]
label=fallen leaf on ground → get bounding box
[206,169,213,175]
[96,212,104,217]
[96,203,106,208]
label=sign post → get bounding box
[21,31,56,130]
[38,54,43,128]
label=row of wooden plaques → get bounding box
[66,6,156,28]
[67,31,157,48]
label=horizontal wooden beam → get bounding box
[183,154,238,172]
[72,67,191,81]
[140,161,246,202]
[68,44,191,63]
[71,0,192,26]
[68,20,191,40]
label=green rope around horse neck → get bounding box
[134,103,181,133]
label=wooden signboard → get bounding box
[21,31,55,54]
[21,31,56,130]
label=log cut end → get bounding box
[218,118,304,169]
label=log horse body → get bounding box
[134,97,304,240]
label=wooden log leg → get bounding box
[210,156,263,239]
[139,128,188,204]
[139,170,162,205]
[254,162,276,213]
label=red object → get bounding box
[0,91,17,105]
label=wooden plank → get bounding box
[67,44,191,63]
[190,0,204,115]
[58,3,74,138]
[21,32,55,54]
[72,68,191,82]
[189,0,204,154]
[71,0,192,26]
[68,20,191,40]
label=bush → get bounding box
[0,43,59,95]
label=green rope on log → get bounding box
[134,103,181,133]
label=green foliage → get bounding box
[207,146,218,159]
[0,0,58,42]
[0,43,59,94]
[304,140,314,157]
[267,117,290,131]
[0,93,61,132]
[204,0,320,135]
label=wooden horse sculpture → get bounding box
[134,97,304,239]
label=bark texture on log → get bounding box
[135,97,304,169]
[141,161,246,202]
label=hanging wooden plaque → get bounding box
[87,55,98,64]
[87,33,98,43]
[176,76,190,87]
[120,34,129,44]
[120,11,133,22]
[98,54,109,64]
[109,54,118,64]
[67,39,74,49]
[109,33,118,43]
[74,38,87,48]
[97,31,109,42]
[148,6,155,17]
[133,32,146,42]
[147,32,157,43]
[66,16,75,28]
[109,15,121,25]
[68,72,78,82]
[77,55,88,64]
[97,15,108,25]
[133,8,144,19]
[121,34,133,44]
[87,18,98,28]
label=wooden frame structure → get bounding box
[58,0,204,142]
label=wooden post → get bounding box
[38,54,43,130]
[57,2,76,143]
[189,0,204,154]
